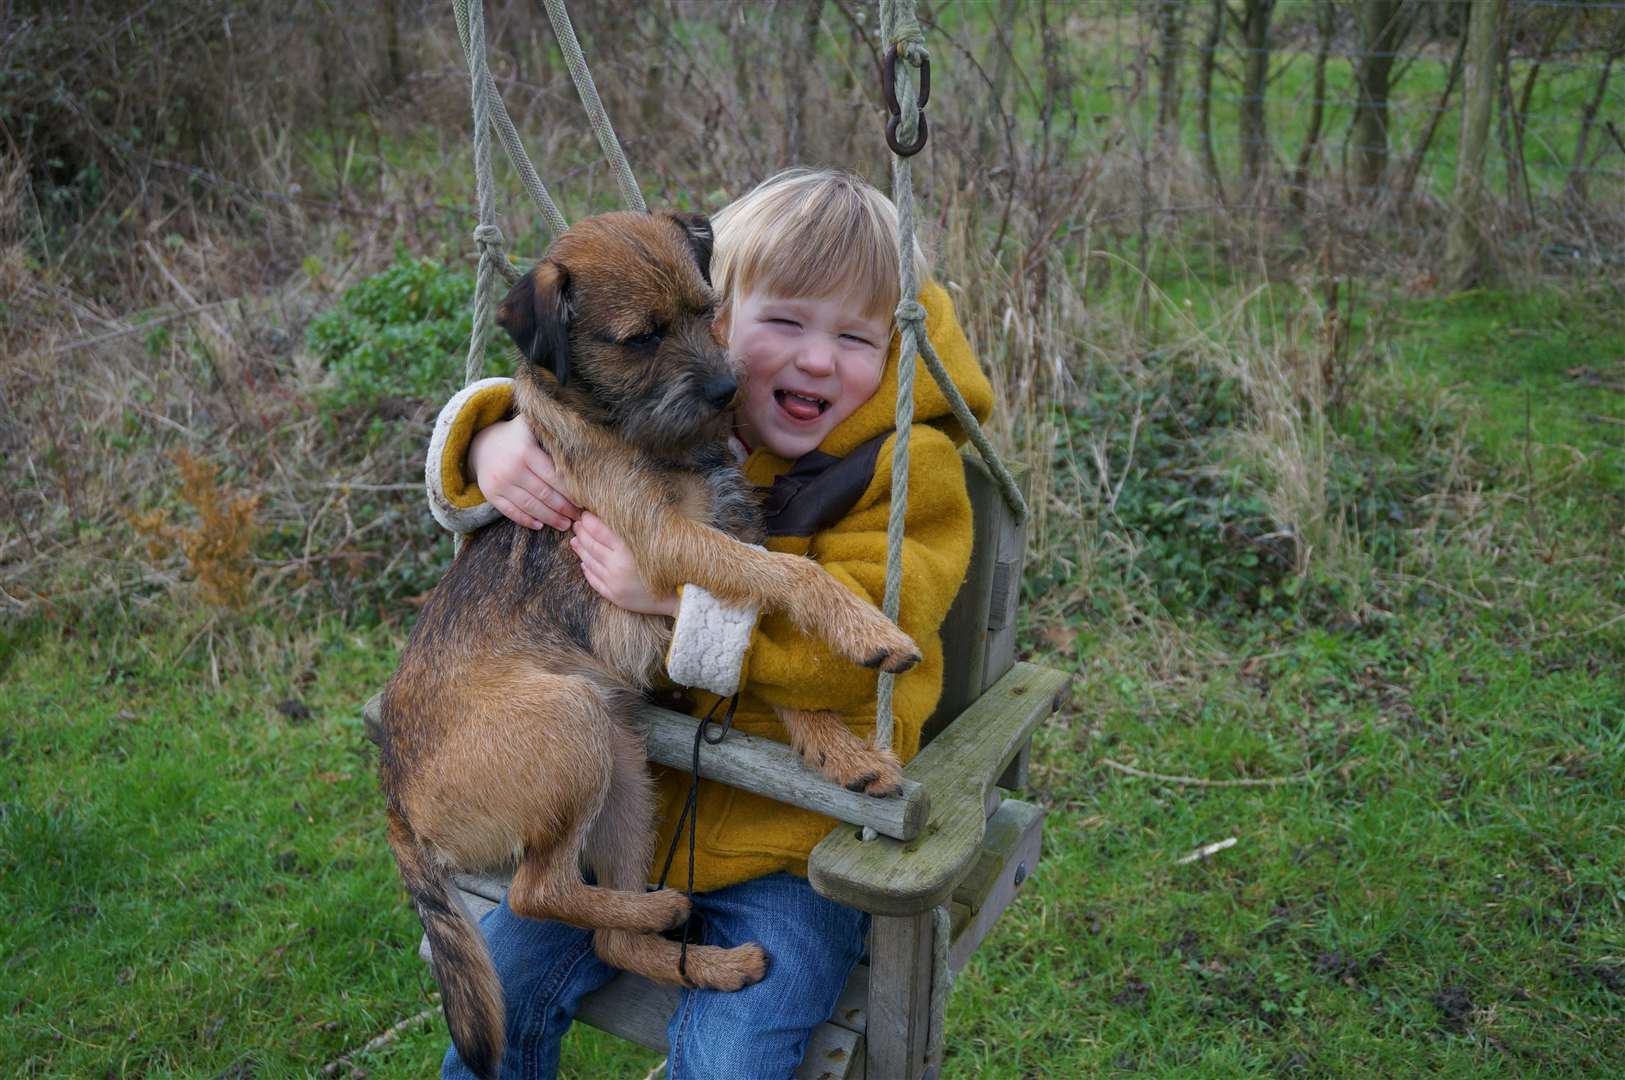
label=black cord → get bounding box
[654,692,738,985]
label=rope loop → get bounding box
[472,223,505,249]
[895,299,927,326]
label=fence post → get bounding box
[1447,0,1504,289]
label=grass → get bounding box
[5,284,1622,1078]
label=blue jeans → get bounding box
[441,872,869,1080]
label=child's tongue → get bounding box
[778,390,823,421]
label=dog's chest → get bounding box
[679,442,762,543]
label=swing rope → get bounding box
[452,0,568,243]
[540,0,646,214]
[457,0,509,386]
[871,0,1028,774]
[873,0,1029,1068]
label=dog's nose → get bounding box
[702,375,738,409]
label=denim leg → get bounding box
[665,874,870,1080]
[441,896,618,1080]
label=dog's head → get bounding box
[497,211,737,454]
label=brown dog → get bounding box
[376,210,920,1079]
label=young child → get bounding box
[424,168,993,1079]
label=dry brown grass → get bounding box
[2,2,1618,632]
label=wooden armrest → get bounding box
[360,694,930,841]
[806,662,1072,916]
[632,704,929,841]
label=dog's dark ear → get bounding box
[664,212,714,286]
[497,261,573,386]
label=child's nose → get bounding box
[796,338,836,375]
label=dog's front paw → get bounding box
[709,943,768,991]
[644,887,692,931]
[807,740,905,799]
[861,641,922,674]
[851,616,921,675]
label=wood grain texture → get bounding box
[945,799,1044,976]
[865,912,934,1080]
[806,663,1071,915]
[635,703,929,841]
[923,454,999,744]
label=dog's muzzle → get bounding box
[701,375,739,410]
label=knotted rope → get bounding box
[871,0,1028,762]
[459,0,513,386]
[452,0,568,242]
[452,0,648,385]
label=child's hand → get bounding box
[468,417,581,531]
[570,512,679,618]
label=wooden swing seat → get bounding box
[363,449,1071,1079]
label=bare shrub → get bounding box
[131,450,261,611]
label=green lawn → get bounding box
[4,282,1621,1077]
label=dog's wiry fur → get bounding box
[377,210,920,1079]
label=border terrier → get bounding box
[376,210,920,1079]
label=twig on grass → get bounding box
[1101,758,1313,787]
[1531,608,1625,642]
[34,297,247,357]
[1176,836,1238,865]
[320,999,440,1077]
[642,1060,669,1080]
[1388,573,1497,611]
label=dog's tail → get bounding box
[386,809,503,1080]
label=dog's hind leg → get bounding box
[579,706,768,992]
[580,716,689,929]
[506,686,689,935]
[593,927,768,992]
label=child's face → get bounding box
[728,289,891,460]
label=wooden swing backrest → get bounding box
[922,449,1028,746]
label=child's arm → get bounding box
[664,426,974,749]
[425,377,581,533]
[570,512,679,618]
[573,428,970,714]
[470,419,581,532]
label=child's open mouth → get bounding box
[774,389,830,422]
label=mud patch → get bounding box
[1112,977,1151,1010]
[1573,963,1625,996]
[1313,949,1384,988]
[1433,984,1475,1032]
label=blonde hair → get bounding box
[710,168,929,325]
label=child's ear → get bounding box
[663,211,714,286]
[497,261,573,386]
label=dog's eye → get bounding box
[624,329,664,350]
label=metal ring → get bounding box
[886,112,929,157]
[882,45,931,114]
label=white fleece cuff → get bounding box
[665,582,760,698]
[425,376,512,534]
